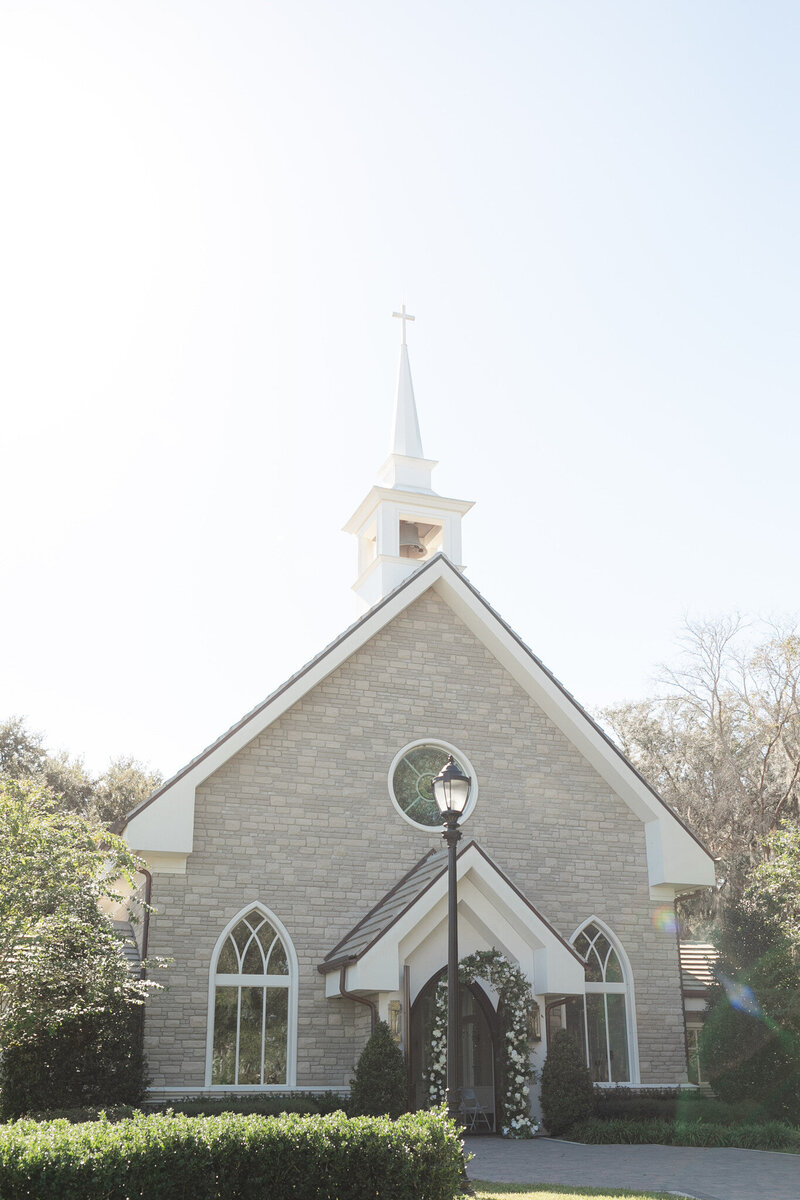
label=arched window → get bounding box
[206,905,297,1088]
[566,919,637,1084]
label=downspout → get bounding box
[673,896,691,1086]
[339,965,377,1035]
[139,868,153,978]
[134,867,153,1065]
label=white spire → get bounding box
[392,342,424,458]
[390,305,424,458]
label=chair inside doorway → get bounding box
[459,1086,492,1131]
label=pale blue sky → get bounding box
[2,1,798,776]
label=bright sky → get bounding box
[2,1,799,779]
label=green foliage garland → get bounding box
[425,948,539,1137]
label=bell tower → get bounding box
[343,307,474,609]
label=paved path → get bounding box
[465,1136,800,1200]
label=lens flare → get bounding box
[651,905,678,934]
[720,974,762,1018]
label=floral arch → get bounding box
[425,949,541,1137]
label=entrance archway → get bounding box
[408,971,499,1124]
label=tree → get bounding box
[0,715,162,827]
[700,888,800,1123]
[93,756,163,827]
[349,1020,407,1117]
[602,618,800,919]
[0,715,47,778]
[752,821,800,951]
[0,777,163,1113]
[0,777,161,1098]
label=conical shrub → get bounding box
[349,1019,407,1117]
[540,1029,595,1134]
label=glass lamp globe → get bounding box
[431,755,471,816]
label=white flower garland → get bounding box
[424,950,539,1138]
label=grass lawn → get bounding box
[471,1184,684,1200]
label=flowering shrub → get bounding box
[424,949,540,1138]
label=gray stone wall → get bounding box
[142,590,687,1089]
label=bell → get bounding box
[399,521,425,558]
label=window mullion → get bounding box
[603,993,611,1082]
[260,986,267,1086]
[234,988,242,1087]
[582,996,590,1072]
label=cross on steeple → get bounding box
[392,304,415,345]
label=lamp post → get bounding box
[431,754,471,1123]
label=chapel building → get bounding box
[120,315,716,1119]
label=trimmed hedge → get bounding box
[568,1116,800,1152]
[24,1105,140,1124]
[23,1092,345,1124]
[593,1087,782,1126]
[150,1091,345,1118]
[0,1109,465,1199]
[593,1087,681,1123]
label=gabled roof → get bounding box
[120,554,715,893]
[321,847,448,971]
[679,942,719,992]
[319,840,586,977]
[319,839,589,998]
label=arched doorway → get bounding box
[409,971,499,1126]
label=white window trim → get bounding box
[388,738,479,833]
[569,915,640,1086]
[205,902,299,1090]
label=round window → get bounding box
[389,740,478,832]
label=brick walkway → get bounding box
[465,1135,800,1200]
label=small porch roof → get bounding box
[319,840,587,1001]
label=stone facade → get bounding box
[141,588,688,1093]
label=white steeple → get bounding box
[343,308,474,609]
[391,305,424,458]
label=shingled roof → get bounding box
[113,920,143,977]
[679,942,718,992]
[320,847,449,972]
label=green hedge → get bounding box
[568,1116,800,1152]
[593,1087,774,1125]
[22,1092,345,1124]
[150,1091,345,1118]
[0,1109,465,1199]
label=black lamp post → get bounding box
[431,754,471,1123]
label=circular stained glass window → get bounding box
[389,740,477,831]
